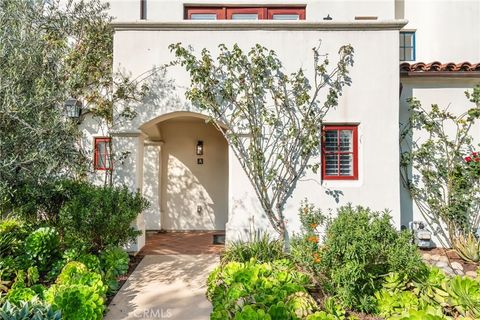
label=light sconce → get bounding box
[64,98,82,120]
[323,14,332,20]
[196,140,204,156]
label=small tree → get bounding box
[0,0,149,218]
[400,85,480,258]
[0,0,149,186]
[170,43,354,248]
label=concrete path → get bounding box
[104,254,219,320]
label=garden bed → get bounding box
[420,248,478,277]
[106,254,144,305]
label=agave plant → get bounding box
[452,233,480,262]
[0,300,61,320]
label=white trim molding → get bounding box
[112,20,408,31]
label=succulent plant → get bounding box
[452,233,480,263]
[285,291,318,318]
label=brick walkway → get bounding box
[140,231,225,255]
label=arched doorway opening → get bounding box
[140,112,228,242]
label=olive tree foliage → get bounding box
[170,43,354,247]
[400,85,480,256]
[0,0,147,214]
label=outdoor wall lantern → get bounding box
[196,140,204,156]
[64,98,83,120]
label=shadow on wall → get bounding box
[165,155,216,229]
[159,119,229,231]
[399,83,414,229]
[115,67,204,132]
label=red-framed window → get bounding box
[267,8,306,20]
[185,6,306,20]
[185,7,226,20]
[322,125,358,180]
[226,7,265,20]
[94,137,112,170]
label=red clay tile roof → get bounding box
[400,61,480,72]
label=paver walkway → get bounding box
[105,254,219,320]
[141,231,224,255]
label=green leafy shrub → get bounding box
[0,299,61,320]
[77,254,101,273]
[24,227,60,273]
[55,262,106,296]
[5,271,38,305]
[58,182,148,252]
[207,259,313,319]
[0,256,24,282]
[45,261,107,320]
[221,233,285,264]
[318,205,424,312]
[100,246,129,293]
[46,284,104,320]
[0,218,28,258]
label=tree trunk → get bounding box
[279,220,291,253]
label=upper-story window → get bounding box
[400,31,415,61]
[185,7,306,20]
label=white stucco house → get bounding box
[80,0,480,252]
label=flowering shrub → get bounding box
[465,151,480,177]
[400,86,480,255]
[291,201,326,277]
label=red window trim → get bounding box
[94,137,112,171]
[322,125,358,180]
[185,6,306,20]
[185,7,226,20]
[226,7,266,20]
[267,8,306,20]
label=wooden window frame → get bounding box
[267,8,306,20]
[226,7,265,20]
[94,137,112,171]
[185,7,226,20]
[400,31,416,61]
[322,125,358,180]
[185,6,306,20]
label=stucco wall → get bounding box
[400,78,480,246]
[106,0,395,22]
[159,118,229,230]
[110,22,404,241]
[78,114,111,186]
[399,0,480,62]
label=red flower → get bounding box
[475,158,480,162]
[473,152,478,157]
[465,156,472,162]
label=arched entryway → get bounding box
[140,112,228,236]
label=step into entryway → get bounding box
[141,231,225,255]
